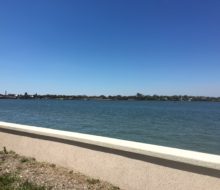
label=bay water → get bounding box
[0,99,219,155]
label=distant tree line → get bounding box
[0,92,220,102]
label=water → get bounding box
[0,99,220,155]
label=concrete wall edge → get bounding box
[0,121,220,170]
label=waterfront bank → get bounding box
[0,121,220,190]
[0,149,119,190]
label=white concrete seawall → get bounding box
[0,121,220,190]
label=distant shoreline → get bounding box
[0,93,220,102]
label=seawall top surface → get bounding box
[0,121,220,170]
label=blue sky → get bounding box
[0,0,220,96]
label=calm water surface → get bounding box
[0,99,220,155]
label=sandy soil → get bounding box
[0,148,120,190]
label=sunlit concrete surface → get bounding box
[0,121,220,190]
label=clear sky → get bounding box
[0,0,220,96]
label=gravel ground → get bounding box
[0,147,120,190]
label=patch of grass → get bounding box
[0,173,17,190]
[110,186,120,190]
[0,173,47,190]
[87,178,100,185]
[17,180,46,190]
[50,163,56,168]
[13,154,19,159]
[20,157,29,163]
[9,150,16,154]
[0,157,6,163]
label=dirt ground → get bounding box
[0,147,120,190]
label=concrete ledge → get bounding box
[0,121,220,190]
[0,121,220,170]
